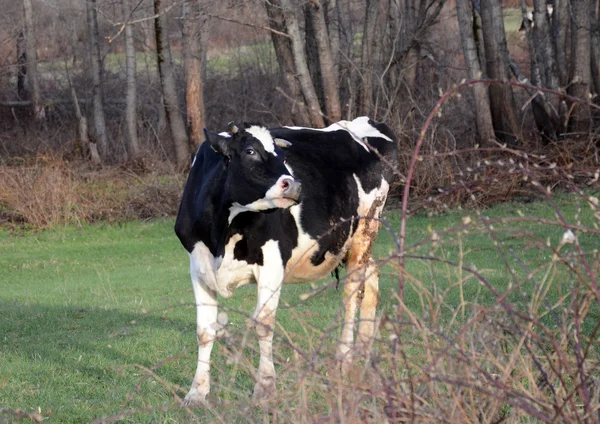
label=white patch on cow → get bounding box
[246,125,277,156]
[353,174,390,216]
[218,132,231,137]
[227,175,297,224]
[189,242,219,293]
[215,234,256,297]
[284,117,392,151]
[256,240,285,301]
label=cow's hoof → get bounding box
[253,377,276,402]
[181,389,208,408]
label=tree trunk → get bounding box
[16,30,27,100]
[568,0,592,133]
[456,0,495,146]
[23,0,41,119]
[264,0,311,126]
[122,0,140,160]
[358,0,381,116]
[328,0,341,78]
[480,0,521,144]
[553,0,570,86]
[279,0,324,127]
[472,6,487,76]
[591,4,600,96]
[304,5,325,111]
[519,0,562,138]
[86,0,109,160]
[154,0,189,167]
[66,66,100,165]
[183,0,209,150]
[533,0,560,91]
[306,0,341,121]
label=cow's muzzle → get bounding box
[280,176,301,202]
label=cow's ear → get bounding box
[204,129,234,158]
[274,138,292,148]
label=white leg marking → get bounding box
[252,240,284,401]
[182,254,218,407]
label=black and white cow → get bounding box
[175,117,397,406]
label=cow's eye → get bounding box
[245,148,255,156]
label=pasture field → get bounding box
[1,193,599,422]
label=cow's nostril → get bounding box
[281,180,289,190]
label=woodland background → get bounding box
[0,0,598,167]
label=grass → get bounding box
[1,193,599,422]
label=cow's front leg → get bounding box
[252,240,284,402]
[182,258,218,407]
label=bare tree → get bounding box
[532,0,560,92]
[519,0,562,138]
[358,0,381,116]
[278,0,325,127]
[16,30,26,100]
[264,0,311,126]
[306,0,341,121]
[590,2,600,96]
[66,64,100,165]
[154,0,189,167]
[456,0,495,145]
[568,0,592,133]
[86,0,108,160]
[553,0,570,86]
[122,0,140,160]
[23,0,41,119]
[480,0,521,143]
[183,0,209,150]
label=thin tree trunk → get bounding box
[264,0,311,126]
[16,30,26,100]
[520,0,561,138]
[23,0,41,119]
[591,4,600,96]
[183,0,209,150]
[86,0,108,160]
[304,5,324,110]
[280,0,324,127]
[122,0,140,160]
[154,0,189,167]
[328,0,341,78]
[306,0,341,121]
[66,66,100,165]
[472,6,487,76]
[568,0,592,133]
[553,0,570,86]
[480,0,521,144]
[359,0,381,116]
[533,0,560,91]
[456,0,495,146]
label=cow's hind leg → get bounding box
[252,240,284,401]
[182,259,218,407]
[338,217,381,373]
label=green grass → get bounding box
[1,193,599,422]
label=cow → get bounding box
[174,117,398,406]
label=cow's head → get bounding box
[205,123,301,213]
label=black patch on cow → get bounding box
[227,208,299,267]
